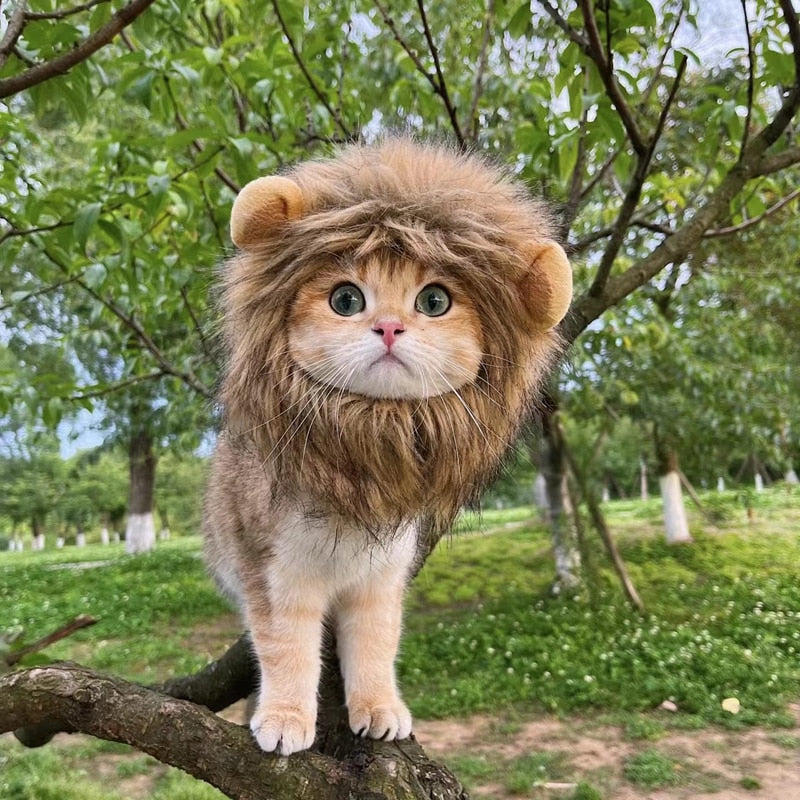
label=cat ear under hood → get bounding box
[230,176,305,248]
[518,240,573,332]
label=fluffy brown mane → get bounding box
[219,139,568,536]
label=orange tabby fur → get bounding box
[204,138,572,756]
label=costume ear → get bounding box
[519,241,573,331]
[230,176,305,248]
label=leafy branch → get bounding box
[0,0,157,99]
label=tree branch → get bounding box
[40,247,214,400]
[588,54,687,297]
[3,615,98,668]
[24,0,109,21]
[68,371,168,402]
[577,0,646,156]
[0,0,27,71]
[0,272,83,311]
[0,0,157,99]
[705,186,800,238]
[270,0,351,139]
[2,658,467,800]
[416,0,464,146]
[373,0,464,147]
[467,0,494,143]
[738,0,755,156]
[535,0,590,55]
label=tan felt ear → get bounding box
[230,176,305,248]
[521,241,573,331]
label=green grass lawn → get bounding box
[1,485,798,799]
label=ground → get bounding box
[413,706,800,799]
[3,704,797,799]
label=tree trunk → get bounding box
[639,456,649,501]
[540,410,581,592]
[32,516,45,551]
[657,449,692,544]
[125,430,157,554]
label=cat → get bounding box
[203,138,572,756]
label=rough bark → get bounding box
[2,635,467,800]
[125,429,156,554]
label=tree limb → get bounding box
[588,54,687,297]
[2,659,467,800]
[3,615,98,668]
[0,0,27,71]
[0,0,157,99]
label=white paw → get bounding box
[348,697,413,741]
[250,706,316,756]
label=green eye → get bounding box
[415,284,451,317]
[330,284,365,316]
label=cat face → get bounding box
[288,258,483,400]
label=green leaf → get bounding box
[84,262,108,290]
[507,3,531,39]
[73,202,103,253]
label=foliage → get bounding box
[2,490,797,722]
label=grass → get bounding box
[1,485,798,798]
[623,749,679,787]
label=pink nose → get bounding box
[372,319,405,348]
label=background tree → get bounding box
[2,0,800,797]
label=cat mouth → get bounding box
[371,353,410,371]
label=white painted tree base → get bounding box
[101,526,110,545]
[125,513,156,554]
[785,468,799,485]
[660,471,692,544]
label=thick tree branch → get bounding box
[0,0,157,99]
[753,145,800,176]
[2,659,467,800]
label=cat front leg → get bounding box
[245,589,325,756]
[334,570,413,741]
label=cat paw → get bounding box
[348,698,413,741]
[250,707,316,756]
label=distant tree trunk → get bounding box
[540,408,581,591]
[125,430,157,554]
[717,476,726,492]
[656,446,692,544]
[640,456,649,501]
[32,517,45,551]
[786,468,799,485]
